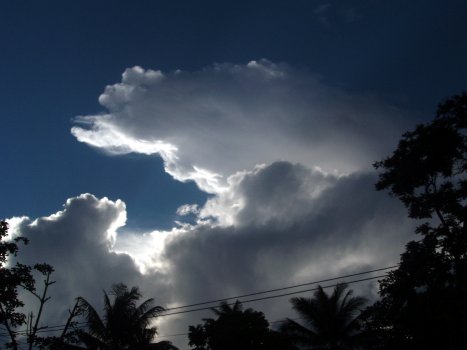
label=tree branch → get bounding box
[59,299,82,346]
[0,304,18,350]
[28,271,55,350]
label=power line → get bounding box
[1,265,393,338]
[157,274,386,317]
[157,332,189,338]
[5,322,89,336]
[163,265,396,312]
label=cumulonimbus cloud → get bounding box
[8,163,414,349]
[71,60,409,193]
[6,60,419,349]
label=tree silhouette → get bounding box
[76,283,177,350]
[0,220,55,350]
[188,300,292,350]
[362,93,467,349]
[280,283,367,350]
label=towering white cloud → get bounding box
[7,61,419,349]
[9,164,414,349]
[71,60,409,193]
[8,194,145,323]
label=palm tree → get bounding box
[281,283,366,350]
[76,283,176,350]
[209,300,244,318]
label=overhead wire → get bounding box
[0,265,394,340]
[162,265,396,312]
[157,274,387,317]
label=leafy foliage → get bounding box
[0,220,55,350]
[188,300,292,350]
[281,283,366,350]
[0,221,33,330]
[363,93,467,349]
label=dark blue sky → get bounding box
[1,0,466,229]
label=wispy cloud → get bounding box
[314,3,332,26]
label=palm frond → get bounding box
[137,305,165,328]
[77,297,107,341]
[211,301,242,316]
[291,297,320,331]
[76,285,168,349]
[285,284,367,349]
[77,331,105,350]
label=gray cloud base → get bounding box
[9,163,413,349]
[10,60,419,349]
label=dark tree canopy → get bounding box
[281,283,367,350]
[0,221,33,328]
[364,93,467,349]
[188,301,292,350]
[0,220,55,350]
[374,93,467,232]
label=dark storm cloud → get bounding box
[9,162,414,349]
[151,163,414,343]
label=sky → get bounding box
[1,1,467,348]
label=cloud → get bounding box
[159,163,413,308]
[71,60,409,194]
[176,204,200,216]
[197,162,337,226]
[314,3,332,26]
[131,163,413,347]
[8,162,414,349]
[7,60,417,348]
[314,3,331,14]
[343,7,361,23]
[313,4,362,27]
[8,194,146,323]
